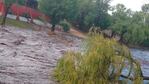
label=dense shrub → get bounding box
[54,32,143,84]
[59,20,71,32]
[22,13,31,19]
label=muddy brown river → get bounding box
[131,49,149,83]
[0,26,81,84]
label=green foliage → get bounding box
[39,0,66,25]
[54,32,143,84]
[39,0,111,31]
[26,0,38,9]
[143,39,149,46]
[110,4,149,47]
[142,4,149,13]
[59,20,71,32]
[76,0,111,31]
[17,0,25,5]
[4,0,16,6]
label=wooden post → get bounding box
[15,0,20,20]
[29,8,34,23]
[16,14,20,20]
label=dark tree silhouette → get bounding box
[25,0,38,9]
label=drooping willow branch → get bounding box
[120,57,149,80]
[88,30,149,82]
[120,75,149,80]
[109,44,149,81]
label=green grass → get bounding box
[0,16,33,28]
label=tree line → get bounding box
[38,0,149,47]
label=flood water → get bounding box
[131,49,149,83]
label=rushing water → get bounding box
[131,49,149,83]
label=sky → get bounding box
[110,0,149,11]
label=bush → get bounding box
[54,32,143,84]
[22,13,31,18]
[59,20,71,32]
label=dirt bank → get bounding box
[0,26,82,84]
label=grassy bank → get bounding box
[0,16,33,28]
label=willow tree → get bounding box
[54,31,144,84]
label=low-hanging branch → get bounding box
[120,75,149,80]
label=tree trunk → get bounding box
[1,6,10,26]
[119,34,124,43]
[16,14,20,21]
[51,24,55,32]
[111,31,115,38]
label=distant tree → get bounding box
[76,0,111,31]
[26,0,38,9]
[111,4,132,42]
[1,0,16,25]
[93,0,112,29]
[39,0,72,31]
[142,4,149,13]
[142,4,149,25]
[110,4,149,46]
[139,5,149,46]
[17,0,25,5]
